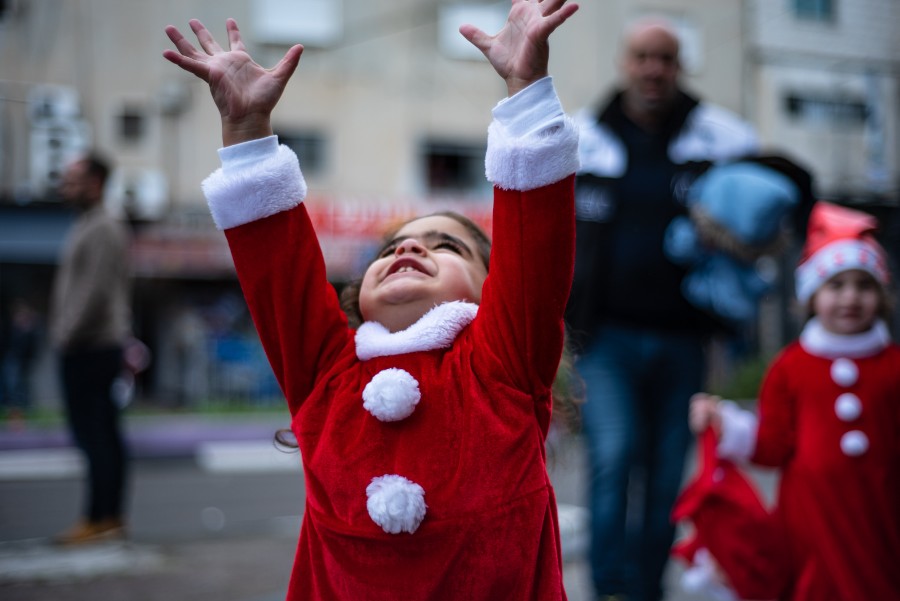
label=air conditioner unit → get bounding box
[107,168,169,220]
[27,84,81,124]
[28,121,91,199]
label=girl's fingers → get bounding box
[165,25,203,60]
[161,49,210,81]
[540,0,565,15]
[189,19,224,55]
[458,24,489,55]
[225,18,246,53]
[272,44,305,81]
[542,2,579,31]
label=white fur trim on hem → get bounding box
[202,144,307,230]
[366,474,426,534]
[355,301,478,360]
[362,368,421,422]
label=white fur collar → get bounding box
[355,301,479,361]
[799,318,891,359]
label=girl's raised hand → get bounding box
[459,0,579,97]
[163,19,303,146]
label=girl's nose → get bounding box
[395,238,425,256]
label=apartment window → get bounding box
[422,140,488,196]
[784,93,867,125]
[277,131,327,176]
[118,107,146,143]
[793,0,833,21]
[252,0,342,47]
[438,3,507,60]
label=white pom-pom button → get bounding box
[366,474,426,534]
[362,368,421,422]
[840,430,869,457]
[830,358,858,387]
[834,393,862,422]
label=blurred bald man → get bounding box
[566,17,759,601]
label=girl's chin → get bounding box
[830,321,870,335]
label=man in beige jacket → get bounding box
[49,152,132,545]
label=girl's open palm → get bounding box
[459,0,578,96]
[163,19,303,144]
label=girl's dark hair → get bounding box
[275,211,583,450]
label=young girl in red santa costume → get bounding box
[163,1,580,599]
[684,200,900,600]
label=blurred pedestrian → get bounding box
[49,152,133,545]
[1,297,41,427]
[682,201,900,600]
[163,1,580,598]
[565,16,759,601]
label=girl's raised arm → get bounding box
[163,18,303,146]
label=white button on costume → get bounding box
[362,368,421,422]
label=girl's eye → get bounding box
[378,244,397,258]
[435,241,462,254]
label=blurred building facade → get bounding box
[0,0,897,408]
[749,0,899,205]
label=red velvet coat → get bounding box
[222,174,575,600]
[751,332,900,601]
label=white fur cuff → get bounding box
[362,368,421,422]
[201,144,307,230]
[366,474,427,534]
[485,115,580,191]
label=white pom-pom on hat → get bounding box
[366,474,427,534]
[362,368,421,422]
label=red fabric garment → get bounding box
[671,428,788,600]
[223,176,575,600]
[750,342,900,601]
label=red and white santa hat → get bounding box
[795,201,889,303]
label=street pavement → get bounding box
[0,412,737,601]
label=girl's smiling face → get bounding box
[359,215,489,332]
[812,269,883,335]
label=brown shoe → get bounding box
[55,518,125,546]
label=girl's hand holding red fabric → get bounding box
[689,393,722,436]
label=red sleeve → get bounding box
[474,175,576,400]
[751,351,796,467]
[224,205,353,416]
